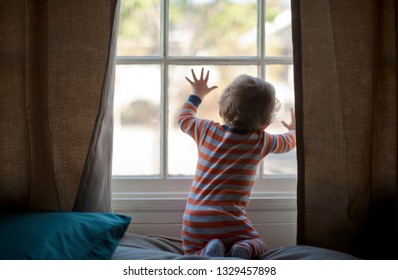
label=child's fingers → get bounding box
[191,69,198,81]
[209,85,218,92]
[185,76,194,86]
[205,70,210,82]
[290,109,296,126]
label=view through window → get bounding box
[113,0,296,186]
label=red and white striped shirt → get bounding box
[177,95,296,255]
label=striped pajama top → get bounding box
[177,95,296,255]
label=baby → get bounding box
[177,68,296,259]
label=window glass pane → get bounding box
[113,65,161,176]
[265,0,292,57]
[169,0,257,56]
[168,65,257,176]
[263,64,296,175]
[117,0,161,56]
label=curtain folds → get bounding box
[0,0,119,212]
[292,0,397,259]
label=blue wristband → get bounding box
[187,95,202,107]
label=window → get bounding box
[112,0,296,196]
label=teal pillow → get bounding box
[0,212,131,260]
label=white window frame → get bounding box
[112,0,296,201]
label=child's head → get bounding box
[219,74,280,131]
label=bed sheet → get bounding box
[111,233,358,260]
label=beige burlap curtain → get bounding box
[292,0,397,259]
[0,0,119,212]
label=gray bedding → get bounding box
[112,233,358,260]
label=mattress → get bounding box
[112,233,358,260]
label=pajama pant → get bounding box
[182,210,267,258]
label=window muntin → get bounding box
[113,0,295,191]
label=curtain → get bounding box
[0,0,120,212]
[292,0,397,259]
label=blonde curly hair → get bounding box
[218,74,280,132]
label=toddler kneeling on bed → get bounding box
[177,68,296,259]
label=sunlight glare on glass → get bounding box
[263,64,296,176]
[113,65,161,176]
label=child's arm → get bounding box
[261,108,296,157]
[177,68,217,142]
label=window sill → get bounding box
[112,175,297,211]
[112,175,297,193]
[112,191,296,211]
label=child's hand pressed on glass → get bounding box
[281,108,296,131]
[185,68,218,99]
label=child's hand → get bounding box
[185,68,218,100]
[281,108,296,131]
